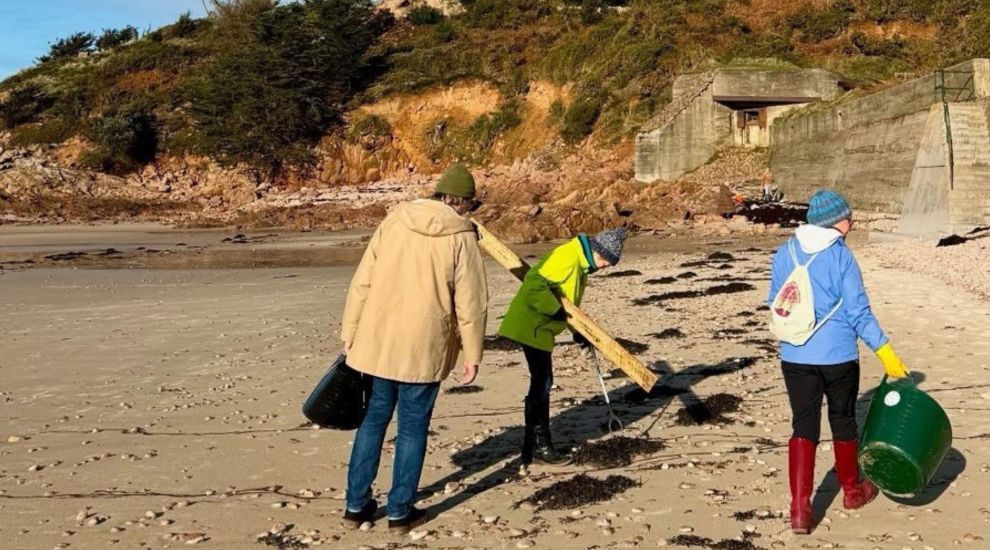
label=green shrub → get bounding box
[0,83,53,129]
[8,120,75,146]
[434,20,457,42]
[786,0,855,42]
[84,109,158,171]
[408,6,444,26]
[850,31,908,57]
[96,27,139,51]
[39,32,95,63]
[548,99,565,125]
[561,96,602,144]
[467,99,522,151]
[183,0,386,169]
[347,114,393,141]
[464,0,552,29]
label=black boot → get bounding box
[532,422,571,465]
[521,397,536,465]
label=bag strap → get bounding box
[789,239,821,269]
[809,298,844,335]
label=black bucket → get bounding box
[302,355,371,430]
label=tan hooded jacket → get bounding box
[341,199,488,384]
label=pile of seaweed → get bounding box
[603,269,643,278]
[571,436,666,468]
[484,335,518,351]
[667,534,764,550]
[615,337,649,354]
[519,474,638,510]
[650,328,686,340]
[445,385,484,394]
[728,202,808,227]
[633,283,755,306]
[674,393,743,425]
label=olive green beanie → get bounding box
[435,164,476,199]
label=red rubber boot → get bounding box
[834,440,878,509]
[789,437,817,534]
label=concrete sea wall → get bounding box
[770,59,990,213]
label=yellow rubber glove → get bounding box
[875,343,910,378]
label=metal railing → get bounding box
[933,68,975,190]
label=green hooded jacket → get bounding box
[497,235,595,351]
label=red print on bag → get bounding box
[774,282,800,317]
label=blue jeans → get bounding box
[346,376,440,520]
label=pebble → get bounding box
[602,527,615,536]
[359,521,372,531]
[409,529,429,541]
[75,510,88,522]
[517,541,534,549]
[679,526,694,533]
[144,510,158,519]
[483,515,500,525]
[28,464,43,472]
[7,436,22,443]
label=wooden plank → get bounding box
[473,221,659,392]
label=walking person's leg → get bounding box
[345,376,398,525]
[386,381,440,533]
[782,361,825,534]
[521,344,569,465]
[823,360,877,509]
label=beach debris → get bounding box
[650,328,686,340]
[674,394,743,426]
[633,283,755,306]
[667,534,764,549]
[603,270,643,278]
[445,385,484,394]
[519,474,638,511]
[572,436,666,468]
[484,335,518,351]
[646,277,678,285]
[614,337,649,355]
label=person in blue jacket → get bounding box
[767,190,910,534]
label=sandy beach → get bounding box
[1,225,986,550]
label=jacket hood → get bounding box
[395,199,474,237]
[794,223,843,254]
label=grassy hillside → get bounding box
[2,0,989,176]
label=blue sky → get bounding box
[0,0,209,79]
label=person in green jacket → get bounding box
[498,227,628,466]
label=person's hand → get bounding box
[458,363,479,386]
[875,343,909,379]
[342,341,352,355]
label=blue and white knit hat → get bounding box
[807,190,852,227]
[589,227,628,266]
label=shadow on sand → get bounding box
[419,353,758,518]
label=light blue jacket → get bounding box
[767,228,888,365]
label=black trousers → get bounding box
[521,344,553,428]
[782,360,860,443]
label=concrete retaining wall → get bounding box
[637,88,733,182]
[770,59,990,212]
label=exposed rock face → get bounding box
[378,0,465,17]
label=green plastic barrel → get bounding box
[858,376,952,498]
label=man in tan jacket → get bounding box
[341,164,488,534]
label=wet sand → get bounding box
[0,225,986,549]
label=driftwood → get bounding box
[473,221,658,392]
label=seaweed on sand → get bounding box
[649,328,685,340]
[571,436,666,468]
[674,393,743,426]
[632,283,755,306]
[615,337,649,354]
[667,534,764,550]
[603,269,642,278]
[445,385,483,394]
[484,335,518,351]
[519,474,639,510]
[646,276,677,285]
